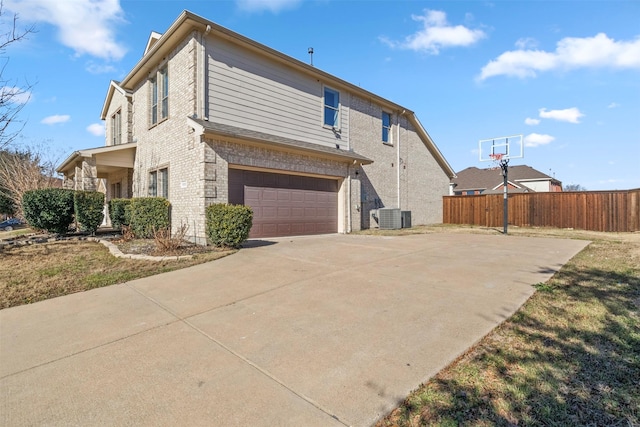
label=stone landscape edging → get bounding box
[0,233,193,262]
[88,238,194,261]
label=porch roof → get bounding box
[56,142,137,177]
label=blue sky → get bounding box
[4,0,640,190]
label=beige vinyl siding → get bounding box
[206,36,350,149]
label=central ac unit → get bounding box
[378,208,401,229]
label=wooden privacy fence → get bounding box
[443,189,640,232]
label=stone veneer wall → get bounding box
[349,95,449,228]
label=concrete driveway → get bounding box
[0,233,588,426]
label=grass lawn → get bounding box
[0,239,235,309]
[373,225,640,426]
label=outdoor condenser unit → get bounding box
[378,208,401,230]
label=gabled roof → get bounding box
[452,165,559,192]
[189,118,373,165]
[144,31,163,55]
[100,80,132,120]
[117,10,455,178]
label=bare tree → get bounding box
[0,2,35,150]
[564,183,587,191]
[0,142,59,218]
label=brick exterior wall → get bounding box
[130,32,207,243]
[202,137,354,234]
[104,88,131,147]
[349,95,449,227]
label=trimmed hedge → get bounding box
[23,188,75,234]
[74,191,104,234]
[108,198,132,229]
[205,203,253,248]
[129,197,170,238]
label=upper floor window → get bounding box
[323,87,340,128]
[160,66,169,120]
[111,110,121,145]
[382,111,391,144]
[151,65,168,126]
[148,167,168,198]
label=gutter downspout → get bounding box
[347,163,352,233]
[201,25,211,120]
[397,110,405,209]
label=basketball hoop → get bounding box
[489,153,504,171]
[478,135,524,236]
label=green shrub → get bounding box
[205,203,253,248]
[22,188,75,234]
[74,191,104,234]
[129,197,170,238]
[108,198,132,229]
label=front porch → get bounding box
[56,143,137,198]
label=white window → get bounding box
[148,167,168,198]
[323,87,340,128]
[111,110,121,145]
[382,111,391,144]
[150,65,168,125]
[160,66,168,120]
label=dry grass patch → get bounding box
[377,227,640,426]
[0,240,234,309]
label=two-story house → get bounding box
[57,11,455,243]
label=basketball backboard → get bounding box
[479,135,524,162]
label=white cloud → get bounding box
[524,133,555,147]
[607,102,620,109]
[478,33,640,80]
[0,86,32,104]
[381,9,486,54]
[5,0,127,61]
[524,117,540,126]
[41,114,70,125]
[87,123,105,136]
[539,107,584,124]
[236,0,302,13]
[515,37,538,50]
[85,62,117,74]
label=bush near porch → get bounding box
[74,191,105,234]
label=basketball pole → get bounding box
[500,159,509,235]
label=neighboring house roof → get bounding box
[113,10,454,178]
[189,118,373,165]
[452,165,560,192]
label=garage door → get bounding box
[229,169,338,239]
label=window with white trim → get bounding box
[111,110,121,145]
[382,111,392,144]
[148,167,168,198]
[160,66,168,120]
[323,87,340,128]
[150,65,168,126]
